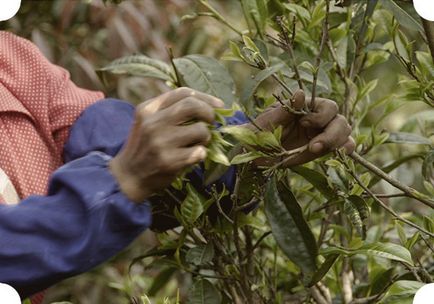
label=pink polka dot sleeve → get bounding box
[0,31,104,198]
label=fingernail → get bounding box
[311,142,323,153]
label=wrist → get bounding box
[109,157,151,203]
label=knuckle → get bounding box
[182,96,200,109]
[176,87,193,96]
[136,104,151,119]
[141,121,155,135]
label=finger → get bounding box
[161,96,216,124]
[253,90,306,130]
[290,90,306,111]
[161,146,207,172]
[161,122,211,147]
[254,102,295,130]
[138,87,224,115]
[300,98,339,129]
[343,136,356,154]
[308,115,352,154]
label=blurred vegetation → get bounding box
[2,0,434,303]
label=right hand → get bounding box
[109,87,224,203]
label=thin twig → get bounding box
[198,0,243,36]
[340,153,434,238]
[361,192,407,199]
[250,231,272,253]
[311,0,330,111]
[273,17,305,90]
[264,144,309,173]
[350,152,434,209]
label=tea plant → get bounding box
[100,0,434,303]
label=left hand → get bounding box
[251,90,355,166]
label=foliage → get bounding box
[97,0,434,303]
[7,0,434,303]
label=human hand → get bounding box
[252,90,355,167]
[109,87,224,203]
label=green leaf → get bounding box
[405,232,420,250]
[231,151,263,165]
[283,3,311,22]
[358,79,378,101]
[395,221,407,246]
[264,177,318,283]
[240,64,284,108]
[174,55,236,106]
[98,54,175,81]
[207,145,230,166]
[148,267,177,296]
[206,131,231,167]
[242,35,260,53]
[416,51,434,77]
[308,254,339,286]
[369,268,396,296]
[187,279,221,304]
[380,0,424,33]
[309,1,326,29]
[240,0,268,34]
[386,132,432,145]
[186,244,214,266]
[322,242,413,265]
[291,166,335,199]
[181,184,205,225]
[256,131,281,149]
[204,144,242,185]
[228,41,244,61]
[343,198,365,238]
[381,280,425,304]
[423,216,434,233]
[220,125,258,146]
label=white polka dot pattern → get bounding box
[0,31,104,199]
[0,31,104,303]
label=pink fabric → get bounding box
[0,31,104,303]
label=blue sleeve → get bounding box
[63,98,249,231]
[0,99,151,298]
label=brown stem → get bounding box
[342,153,434,238]
[350,152,434,209]
[311,0,330,111]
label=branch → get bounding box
[350,152,434,209]
[198,0,243,36]
[339,152,434,238]
[421,18,434,62]
[311,0,330,110]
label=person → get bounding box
[0,31,354,301]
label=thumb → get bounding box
[290,89,306,111]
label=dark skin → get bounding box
[252,90,354,166]
[109,87,354,203]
